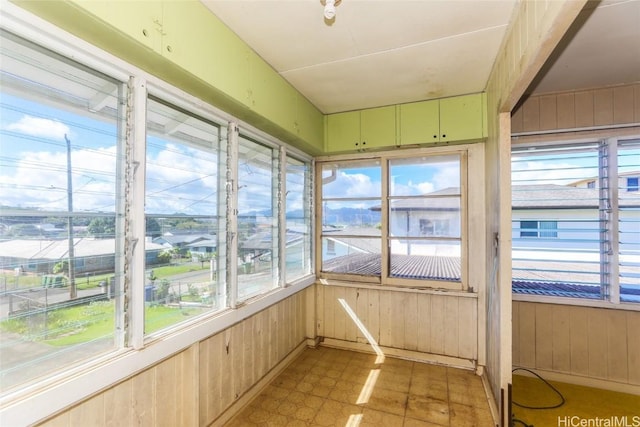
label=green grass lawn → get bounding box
[1,300,207,346]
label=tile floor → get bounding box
[226,346,494,426]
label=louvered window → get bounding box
[512,139,640,303]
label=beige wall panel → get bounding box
[321,285,334,339]
[574,91,595,128]
[551,307,571,373]
[416,293,432,353]
[316,284,325,337]
[104,380,133,426]
[512,301,520,366]
[355,287,370,343]
[200,332,222,424]
[518,302,536,368]
[594,88,614,126]
[587,309,609,379]
[41,411,70,427]
[156,356,178,427]
[404,292,419,351]
[429,295,446,355]
[613,86,635,124]
[444,296,460,357]
[556,93,576,129]
[219,328,233,412]
[606,310,629,383]
[522,97,540,131]
[568,305,590,377]
[242,316,255,392]
[539,95,558,130]
[627,311,640,385]
[132,367,156,426]
[367,288,381,344]
[458,297,477,360]
[378,290,393,347]
[69,393,104,427]
[344,286,359,342]
[268,304,279,368]
[333,286,347,341]
[534,304,554,370]
[511,102,525,134]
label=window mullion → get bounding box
[114,81,127,349]
[127,76,147,349]
[381,158,389,282]
[277,146,286,287]
[226,122,239,309]
[608,138,620,304]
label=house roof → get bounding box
[0,238,164,260]
[323,252,460,281]
[512,184,640,209]
[241,230,306,251]
[153,234,216,245]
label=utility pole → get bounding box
[65,134,77,299]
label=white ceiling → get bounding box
[202,0,640,114]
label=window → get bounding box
[627,177,639,192]
[511,140,640,303]
[519,220,558,238]
[144,98,223,336]
[318,150,468,289]
[0,30,124,391]
[0,27,314,395]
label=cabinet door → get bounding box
[361,105,396,149]
[399,100,440,145]
[75,0,163,53]
[439,94,483,142]
[326,111,360,152]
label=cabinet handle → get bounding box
[142,29,149,37]
[433,135,437,138]
[362,141,366,145]
[442,134,446,138]
[166,45,173,53]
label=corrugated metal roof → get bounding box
[0,238,164,260]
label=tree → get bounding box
[88,217,115,238]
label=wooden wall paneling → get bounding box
[104,379,133,426]
[551,306,571,373]
[355,287,369,344]
[634,84,640,122]
[556,93,576,129]
[587,309,608,379]
[511,103,524,133]
[534,303,554,370]
[594,88,614,126]
[613,86,635,124]
[443,296,460,357]
[539,95,558,130]
[429,295,445,355]
[606,310,628,383]
[219,328,233,413]
[322,286,335,339]
[242,316,255,393]
[253,310,265,385]
[574,90,595,127]
[176,346,198,426]
[132,367,156,425]
[41,411,70,427]
[343,286,359,342]
[522,96,540,131]
[201,333,223,424]
[268,304,279,370]
[389,292,407,349]
[367,288,380,345]
[156,355,179,427]
[378,290,393,347]
[404,292,418,351]
[231,324,244,402]
[568,305,589,377]
[627,311,640,385]
[457,297,476,360]
[416,293,431,354]
[69,393,104,427]
[518,302,536,368]
[512,301,520,366]
[316,284,325,337]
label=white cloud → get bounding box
[6,115,70,139]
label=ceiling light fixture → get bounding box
[323,0,341,20]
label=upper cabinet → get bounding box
[325,106,397,152]
[326,93,486,154]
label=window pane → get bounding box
[0,31,121,391]
[322,200,381,232]
[389,198,460,238]
[286,156,311,282]
[618,140,640,303]
[322,160,381,198]
[238,137,277,299]
[389,240,461,281]
[389,155,460,196]
[144,98,221,335]
[511,144,604,299]
[322,237,381,275]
